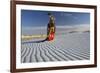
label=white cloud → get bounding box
[60,13,73,17]
[22,26,47,30]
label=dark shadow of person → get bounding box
[22,39,47,44]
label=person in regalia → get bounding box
[47,13,56,41]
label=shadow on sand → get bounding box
[22,39,47,44]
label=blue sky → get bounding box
[21,10,90,27]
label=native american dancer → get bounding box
[47,13,56,41]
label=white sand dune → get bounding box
[21,32,90,63]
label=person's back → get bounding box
[47,13,56,41]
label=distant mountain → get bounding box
[22,24,90,35]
